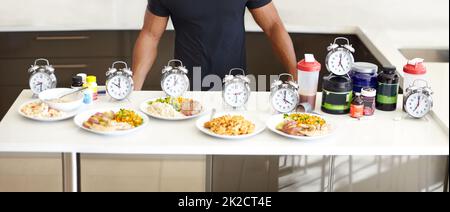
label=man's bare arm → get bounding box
[250,2,297,77]
[132,11,169,90]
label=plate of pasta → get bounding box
[196,112,265,140]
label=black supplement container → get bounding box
[376,66,399,111]
[321,75,353,114]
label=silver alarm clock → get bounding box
[106,61,134,101]
[270,73,299,113]
[325,37,355,76]
[161,59,190,97]
[222,68,251,110]
[28,58,57,96]
[404,80,433,119]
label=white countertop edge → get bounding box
[1,146,448,156]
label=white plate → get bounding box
[74,107,149,136]
[266,113,334,141]
[140,97,207,121]
[18,100,81,122]
[196,112,266,140]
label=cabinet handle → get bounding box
[53,64,88,69]
[35,36,90,41]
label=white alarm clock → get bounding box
[161,59,190,97]
[325,37,355,76]
[270,73,299,113]
[404,80,433,119]
[106,61,134,101]
[222,68,251,110]
[28,58,57,96]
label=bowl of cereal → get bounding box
[39,88,83,112]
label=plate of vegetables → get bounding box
[140,96,206,121]
[266,113,334,141]
[74,108,149,136]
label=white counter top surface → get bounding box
[0,90,448,156]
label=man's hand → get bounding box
[250,2,297,78]
[132,11,169,91]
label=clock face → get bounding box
[29,72,54,94]
[224,82,249,108]
[404,92,432,118]
[271,88,299,113]
[162,74,189,97]
[326,50,354,75]
[107,75,133,100]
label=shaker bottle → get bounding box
[297,54,321,109]
[403,58,427,90]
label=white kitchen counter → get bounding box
[0,90,448,156]
[1,1,448,130]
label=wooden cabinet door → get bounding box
[80,154,206,192]
[0,153,63,192]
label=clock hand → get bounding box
[340,63,346,72]
[414,96,421,112]
[283,99,293,105]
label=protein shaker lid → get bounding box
[298,54,321,72]
[323,75,352,92]
[404,58,427,75]
[351,62,378,74]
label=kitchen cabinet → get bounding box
[0,86,24,120]
[212,156,279,192]
[0,31,129,59]
[80,154,206,192]
[0,153,63,192]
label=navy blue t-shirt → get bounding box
[147,0,272,83]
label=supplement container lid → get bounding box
[351,62,378,74]
[361,87,377,97]
[403,58,427,75]
[382,66,397,74]
[323,75,353,92]
[298,54,321,72]
[86,76,97,83]
[72,76,83,83]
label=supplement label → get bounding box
[377,83,398,104]
[350,104,364,118]
[321,90,352,111]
